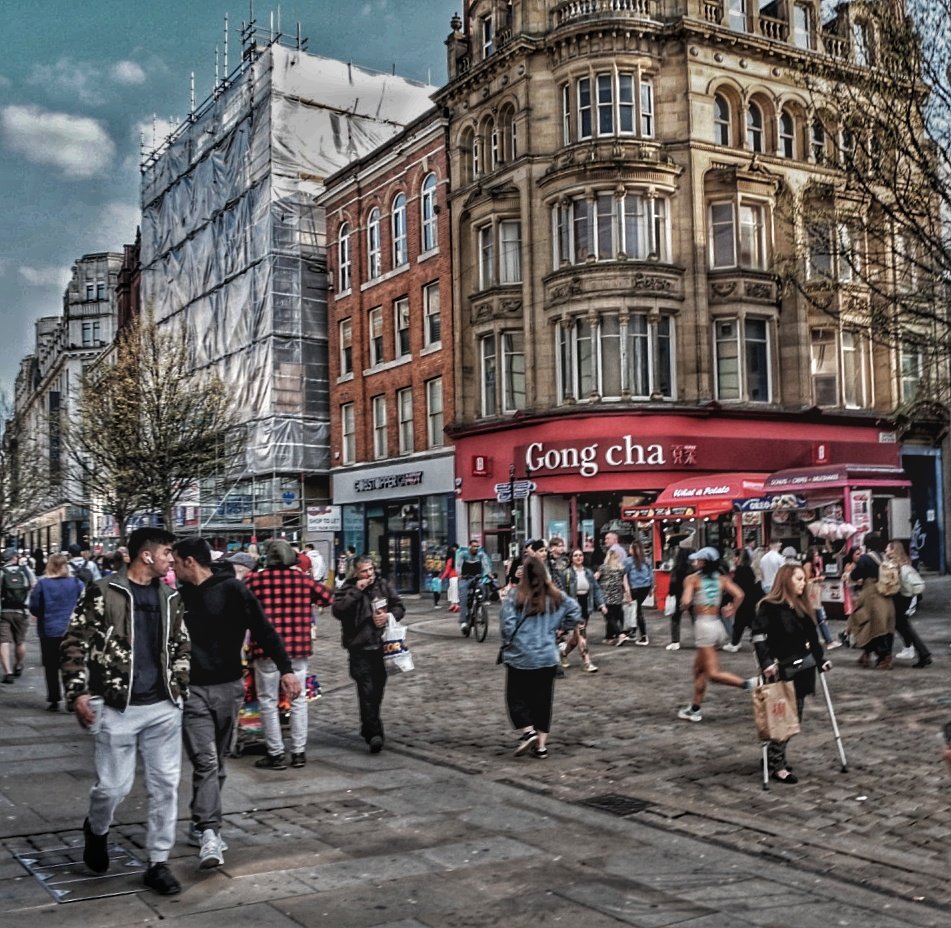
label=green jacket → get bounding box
[61,572,190,711]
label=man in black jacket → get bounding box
[171,537,300,869]
[332,555,404,753]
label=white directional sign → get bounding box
[495,480,536,502]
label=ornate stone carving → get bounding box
[711,281,737,298]
[632,272,673,293]
[746,282,774,300]
[550,278,584,302]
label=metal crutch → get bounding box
[819,671,848,773]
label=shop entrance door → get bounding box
[385,532,419,593]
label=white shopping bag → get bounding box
[382,615,414,675]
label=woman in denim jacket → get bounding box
[500,557,581,759]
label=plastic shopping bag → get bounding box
[622,603,638,631]
[664,594,677,617]
[382,615,414,675]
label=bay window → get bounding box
[714,317,772,402]
[477,219,522,288]
[558,313,675,402]
[479,331,525,415]
[554,190,669,268]
[810,327,870,408]
[709,201,768,270]
[566,71,655,143]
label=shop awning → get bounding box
[644,472,769,518]
[763,464,911,493]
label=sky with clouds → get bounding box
[0,0,454,395]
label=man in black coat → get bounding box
[332,555,404,753]
[171,537,300,869]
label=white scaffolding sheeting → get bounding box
[139,43,436,476]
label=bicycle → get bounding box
[461,576,492,642]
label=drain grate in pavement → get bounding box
[578,794,652,817]
[11,839,146,903]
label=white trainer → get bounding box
[198,829,224,869]
[677,706,702,722]
[721,643,741,653]
[894,646,916,661]
[665,642,681,651]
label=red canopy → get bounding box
[763,464,910,493]
[651,472,768,517]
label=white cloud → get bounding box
[18,264,71,288]
[111,60,146,85]
[29,57,104,106]
[0,105,115,178]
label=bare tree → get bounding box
[70,313,238,542]
[777,0,951,408]
[0,394,55,546]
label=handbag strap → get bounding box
[501,605,532,650]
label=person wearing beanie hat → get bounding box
[244,540,331,770]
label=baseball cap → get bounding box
[67,543,83,556]
[691,546,720,562]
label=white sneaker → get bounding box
[677,706,702,722]
[895,646,916,661]
[665,642,681,651]
[634,636,650,647]
[198,829,224,869]
[721,643,741,653]
[583,662,599,673]
[189,823,228,850]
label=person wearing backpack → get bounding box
[67,543,101,587]
[0,547,36,684]
[886,540,932,668]
[847,532,897,669]
[28,553,85,710]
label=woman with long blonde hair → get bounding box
[752,563,831,783]
[595,548,628,643]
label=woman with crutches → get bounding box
[752,563,832,784]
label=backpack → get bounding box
[870,553,901,596]
[0,565,30,609]
[899,563,925,596]
[71,559,95,588]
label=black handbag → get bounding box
[779,652,816,676]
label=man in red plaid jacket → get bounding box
[246,540,330,770]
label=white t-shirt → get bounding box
[759,549,784,593]
[308,551,327,583]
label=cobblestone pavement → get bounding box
[314,579,951,909]
[0,578,947,926]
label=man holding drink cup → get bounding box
[332,555,404,753]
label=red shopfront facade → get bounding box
[452,410,903,571]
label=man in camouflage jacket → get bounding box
[60,527,190,896]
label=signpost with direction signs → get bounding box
[495,480,535,503]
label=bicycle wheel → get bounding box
[475,602,489,641]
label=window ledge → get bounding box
[360,264,408,292]
[334,288,353,302]
[418,248,440,263]
[421,342,442,357]
[336,372,355,384]
[363,356,413,377]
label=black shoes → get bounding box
[290,752,306,768]
[82,818,109,873]
[46,702,60,712]
[913,655,933,668]
[255,752,288,770]
[771,769,799,784]
[1,675,14,685]
[143,861,181,895]
[368,735,384,754]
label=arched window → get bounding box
[779,109,795,158]
[460,128,476,183]
[420,173,438,252]
[747,102,764,153]
[391,193,407,268]
[367,208,381,279]
[714,94,731,146]
[337,222,351,292]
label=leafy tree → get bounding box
[70,313,237,542]
[777,0,950,410]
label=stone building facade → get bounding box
[431,0,943,575]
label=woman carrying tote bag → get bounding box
[752,562,831,784]
[499,557,581,759]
